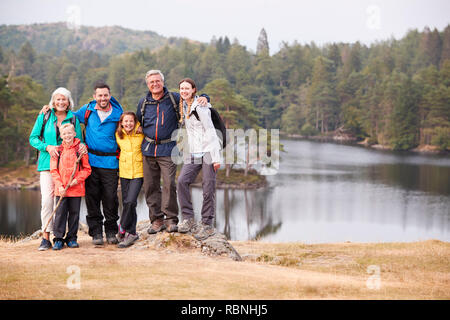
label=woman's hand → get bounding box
[40,105,50,114]
[59,186,66,197]
[197,96,208,106]
[46,145,59,157]
[213,163,220,172]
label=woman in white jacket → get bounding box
[176,78,221,240]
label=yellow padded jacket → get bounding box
[115,125,144,179]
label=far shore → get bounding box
[0,164,267,191]
[282,133,449,155]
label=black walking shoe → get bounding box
[38,238,52,251]
[106,234,119,244]
[92,234,104,246]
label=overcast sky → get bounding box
[0,0,449,54]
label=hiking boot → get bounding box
[38,238,52,251]
[178,218,194,233]
[166,222,178,233]
[117,233,139,248]
[147,219,166,234]
[194,223,216,241]
[117,231,126,243]
[92,234,104,246]
[53,240,64,250]
[106,234,119,245]
[117,225,126,242]
[67,240,79,248]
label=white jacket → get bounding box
[184,97,222,164]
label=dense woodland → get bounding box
[0,23,449,166]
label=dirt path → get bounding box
[1,230,449,300]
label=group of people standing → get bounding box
[29,70,222,251]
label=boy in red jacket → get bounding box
[50,123,91,250]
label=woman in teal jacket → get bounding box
[29,87,84,251]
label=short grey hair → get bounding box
[49,87,74,111]
[145,69,165,83]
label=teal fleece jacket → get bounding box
[29,109,83,171]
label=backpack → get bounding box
[36,110,77,160]
[140,92,179,127]
[82,109,92,141]
[191,107,228,149]
[39,110,77,141]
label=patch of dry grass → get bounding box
[0,236,449,300]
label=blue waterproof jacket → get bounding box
[74,96,123,169]
[136,87,208,157]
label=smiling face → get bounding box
[122,114,136,134]
[146,73,164,96]
[93,87,111,109]
[179,81,196,101]
[60,125,76,144]
[53,94,69,112]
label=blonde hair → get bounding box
[60,123,76,134]
[49,87,74,111]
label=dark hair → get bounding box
[116,111,138,139]
[94,81,110,92]
[178,78,197,122]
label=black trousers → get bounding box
[119,177,143,235]
[85,166,119,237]
[53,196,81,242]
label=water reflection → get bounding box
[1,139,449,243]
[0,189,41,237]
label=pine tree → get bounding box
[440,25,450,68]
[256,28,269,56]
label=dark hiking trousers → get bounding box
[85,167,119,237]
[119,177,143,235]
[177,153,217,226]
[143,156,178,225]
[53,196,81,242]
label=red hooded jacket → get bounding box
[50,138,91,197]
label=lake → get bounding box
[1,139,449,243]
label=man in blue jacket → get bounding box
[75,82,123,245]
[136,70,208,234]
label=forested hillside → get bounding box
[0,23,449,166]
[0,23,186,55]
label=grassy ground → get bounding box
[1,233,448,300]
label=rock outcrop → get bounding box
[20,220,242,262]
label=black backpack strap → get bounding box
[140,98,149,127]
[168,92,180,122]
[39,110,52,141]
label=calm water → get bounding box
[1,139,449,243]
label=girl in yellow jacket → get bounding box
[115,111,144,248]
